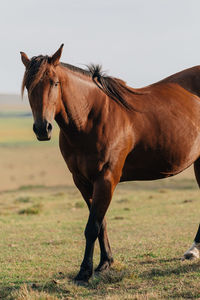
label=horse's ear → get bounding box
[51,44,64,66]
[20,52,30,68]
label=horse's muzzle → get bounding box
[33,121,52,141]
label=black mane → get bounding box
[88,64,135,110]
[23,55,142,110]
[62,63,142,110]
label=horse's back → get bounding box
[153,65,200,98]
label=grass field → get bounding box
[1,112,200,299]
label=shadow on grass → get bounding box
[0,279,70,300]
[3,260,199,300]
[140,259,200,278]
[65,262,137,290]
[0,269,129,299]
[139,257,180,265]
[0,281,32,300]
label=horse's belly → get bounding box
[120,166,183,181]
[121,141,200,181]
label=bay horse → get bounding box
[20,44,200,282]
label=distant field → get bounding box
[0,113,70,191]
[0,112,59,146]
[1,110,200,299]
[0,94,30,111]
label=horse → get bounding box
[20,44,200,282]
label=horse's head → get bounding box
[20,44,64,141]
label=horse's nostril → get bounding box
[33,122,52,140]
[47,123,52,132]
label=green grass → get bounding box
[1,182,200,299]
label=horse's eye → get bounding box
[55,82,59,87]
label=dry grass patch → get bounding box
[9,284,59,300]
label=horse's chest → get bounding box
[66,152,105,180]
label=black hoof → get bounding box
[95,258,114,273]
[74,269,92,283]
[74,279,88,286]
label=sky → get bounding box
[1,0,200,94]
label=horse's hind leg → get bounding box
[95,217,113,272]
[73,174,113,273]
[183,158,200,260]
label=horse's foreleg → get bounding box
[74,173,116,282]
[73,174,113,275]
[183,159,200,260]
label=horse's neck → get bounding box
[58,68,101,131]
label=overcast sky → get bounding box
[1,0,200,94]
